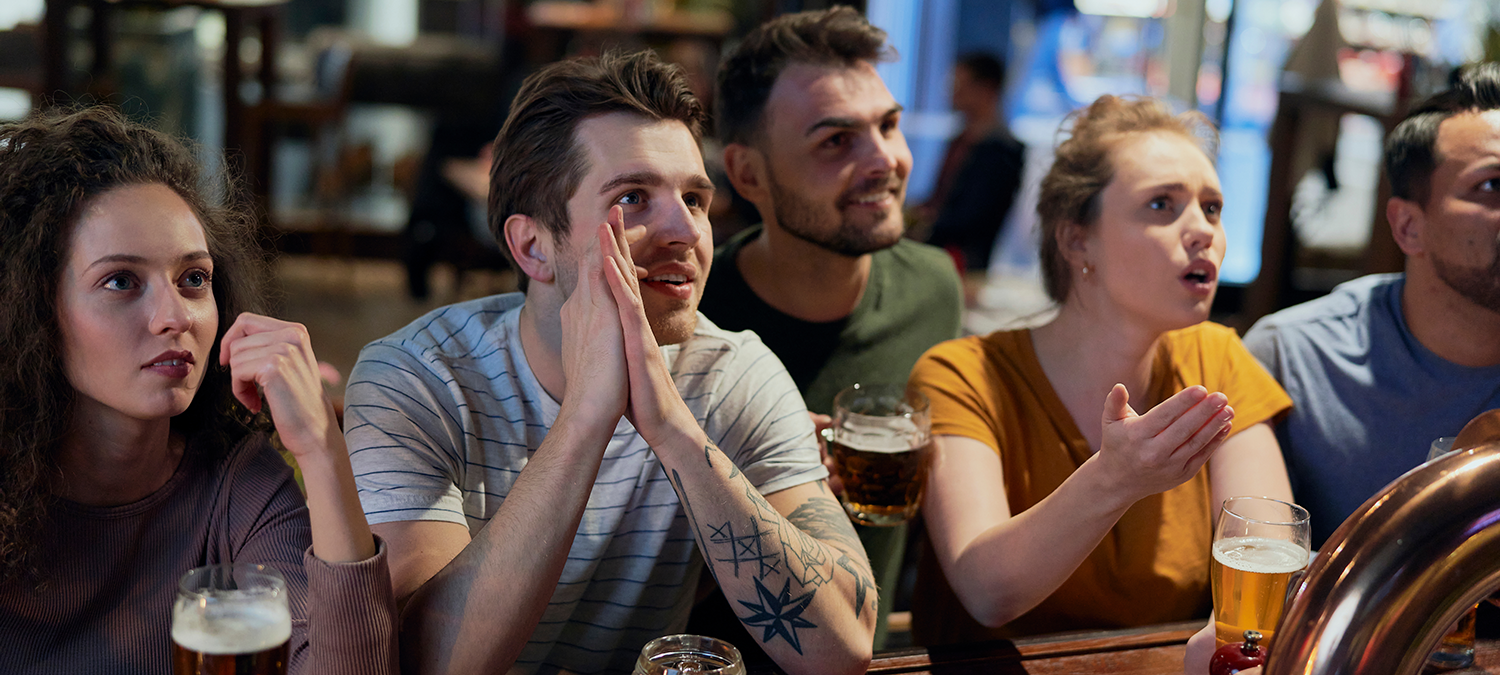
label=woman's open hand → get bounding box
[220,312,339,460]
[1096,384,1234,501]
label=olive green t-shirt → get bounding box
[699,225,964,415]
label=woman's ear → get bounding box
[1058,221,1091,268]
[504,214,554,285]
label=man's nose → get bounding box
[641,197,704,250]
[859,129,903,177]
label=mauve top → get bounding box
[0,432,398,674]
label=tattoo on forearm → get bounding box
[747,485,833,588]
[785,497,863,554]
[708,519,779,578]
[739,577,818,655]
[836,553,876,619]
[705,444,713,467]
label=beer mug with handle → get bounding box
[172,563,292,675]
[827,384,932,527]
[1211,496,1311,649]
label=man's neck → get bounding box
[738,221,874,323]
[518,299,568,402]
[1401,266,1500,368]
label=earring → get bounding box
[1081,264,1091,276]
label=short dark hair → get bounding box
[715,6,893,146]
[0,106,266,581]
[956,52,1005,91]
[488,50,704,290]
[1386,62,1500,205]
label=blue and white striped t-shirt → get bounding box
[344,293,825,674]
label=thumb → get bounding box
[1101,383,1134,424]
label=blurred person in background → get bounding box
[918,52,1026,272]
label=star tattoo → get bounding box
[738,577,818,654]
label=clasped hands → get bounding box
[557,206,692,445]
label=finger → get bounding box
[1150,392,1230,450]
[1100,383,1134,424]
[1179,409,1233,470]
[606,207,643,294]
[1131,385,1211,437]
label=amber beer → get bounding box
[828,434,930,526]
[1210,536,1307,647]
[173,564,291,675]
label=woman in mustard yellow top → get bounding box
[908,96,1295,644]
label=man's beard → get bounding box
[1433,239,1500,315]
[768,174,906,257]
[555,242,700,346]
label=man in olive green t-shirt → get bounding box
[696,7,964,651]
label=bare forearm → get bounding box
[400,416,614,675]
[658,432,873,675]
[948,455,1135,627]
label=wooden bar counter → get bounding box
[750,621,1500,674]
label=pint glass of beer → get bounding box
[633,634,745,675]
[172,563,292,675]
[1211,496,1311,649]
[827,384,931,527]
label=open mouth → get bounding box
[642,273,689,286]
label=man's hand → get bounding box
[597,207,698,445]
[1096,384,1234,502]
[811,413,843,495]
[558,210,630,427]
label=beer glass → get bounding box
[172,563,292,675]
[1211,496,1311,649]
[1426,436,1476,671]
[826,384,931,527]
[633,634,745,675]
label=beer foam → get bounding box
[172,601,292,655]
[1212,536,1308,574]
[834,433,917,454]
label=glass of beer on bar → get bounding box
[1211,496,1311,649]
[172,563,292,675]
[826,384,931,527]
[633,634,745,675]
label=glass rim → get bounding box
[177,562,286,601]
[833,383,930,415]
[639,633,744,661]
[1221,495,1310,526]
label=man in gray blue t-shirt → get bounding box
[1244,65,1500,548]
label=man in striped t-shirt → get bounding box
[344,50,877,675]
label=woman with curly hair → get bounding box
[909,96,1295,643]
[0,107,396,674]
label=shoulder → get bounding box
[1162,321,1243,348]
[677,314,782,373]
[878,240,963,294]
[913,332,1008,380]
[361,294,524,364]
[1243,274,1397,351]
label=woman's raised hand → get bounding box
[219,312,340,460]
[1097,384,1234,501]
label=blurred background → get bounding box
[0,0,1496,377]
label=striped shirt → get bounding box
[344,293,825,674]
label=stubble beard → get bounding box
[1432,238,1500,315]
[768,175,906,258]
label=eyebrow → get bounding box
[598,170,716,195]
[805,104,904,137]
[85,250,212,271]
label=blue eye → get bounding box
[104,274,136,291]
[1479,178,1500,192]
[1149,198,1170,210]
[618,191,642,206]
[182,270,212,289]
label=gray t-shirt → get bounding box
[1244,274,1500,547]
[344,293,825,674]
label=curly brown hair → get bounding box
[0,106,268,581]
[1036,95,1218,303]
